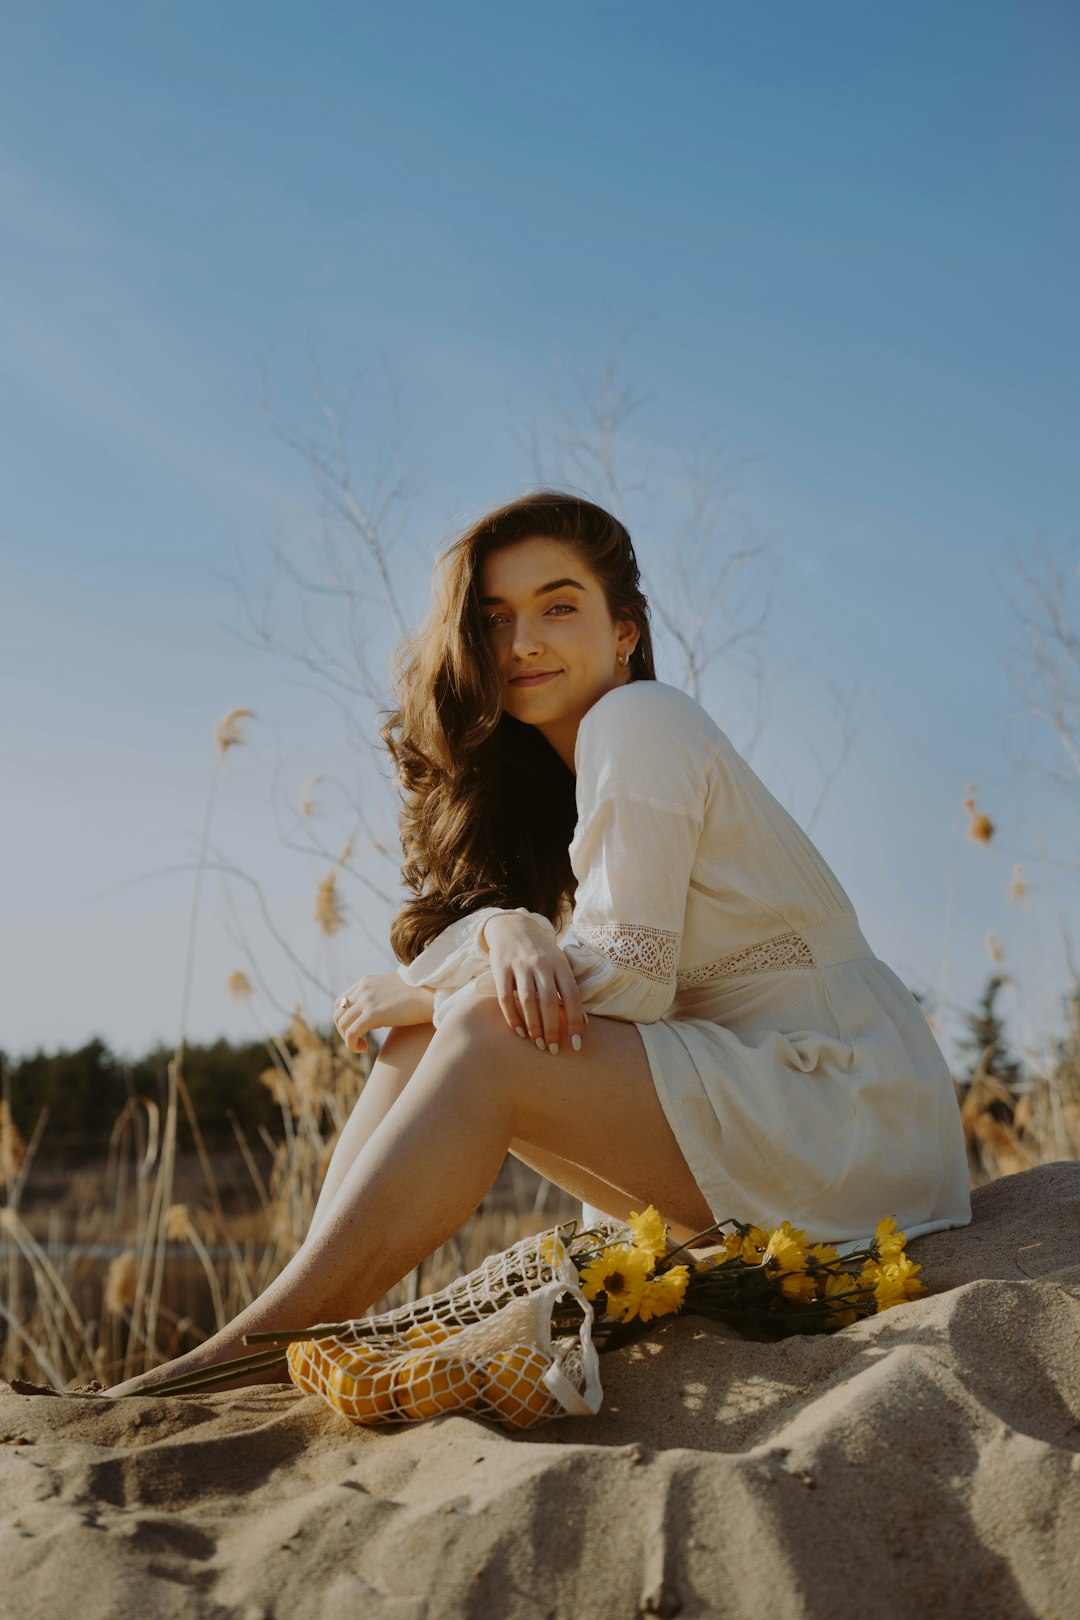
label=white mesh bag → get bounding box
[286,1220,615,1431]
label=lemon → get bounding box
[392,1347,482,1419]
[320,1341,398,1423]
[480,1344,558,1430]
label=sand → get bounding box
[2,1160,1079,1619]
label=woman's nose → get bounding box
[511,619,545,655]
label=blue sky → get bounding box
[2,0,1078,1076]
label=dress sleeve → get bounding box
[397,905,558,1029]
[398,686,711,1029]
[560,686,710,1022]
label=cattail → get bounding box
[0,1098,26,1179]
[315,870,346,936]
[258,1061,291,1110]
[1009,863,1027,901]
[962,793,994,844]
[214,707,256,757]
[986,932,1004,965]
[104,1252,137,1315]
[227,969,253,1001]
[301,776,325,818]
[165,1203,189,1242]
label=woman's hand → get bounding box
[333,973,436,1054]
[482,913,588,1055]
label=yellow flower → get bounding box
[720,1231,745,1260]
[627,1205,668,1261]
[763,1221,809,1272]
[821,1271,860,1328]
[874,1216,906,1261]
[729,1225,769,1263]
[807,1241,840,1267]
[778,1270,818,1303]
[871,1254,925,1312]
[629,1265,691,1323]
[538,1231,568,1268]
[579,1244,652,1321]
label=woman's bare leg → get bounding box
[506,1141,707,1246]
[106,998,712,1395]
[311,1024,643,1244]
[307,1023,436,1241]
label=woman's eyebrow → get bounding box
[478,577,586,606]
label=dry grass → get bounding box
[0,1027,580,1389]
[2,986,1077,1389]
[4,717,1076,1390]
[0,701,580,1390]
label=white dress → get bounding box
[396,680,972,1247]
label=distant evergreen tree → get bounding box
[2,1035,286,1162]
[955,973,1022,1097]
[1047,980,1080,1127]
[1,1037,129,1162]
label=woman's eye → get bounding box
[485,603,576,629]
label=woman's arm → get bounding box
[557,683,713,1022]
[332,974,437,1053]
[395,904,559,1028]
[559,791,704,1022]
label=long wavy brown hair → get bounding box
[381,490,658,965]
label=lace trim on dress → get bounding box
[574,921,680,984]
[676,929,815,990]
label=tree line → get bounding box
[0,1032,327,1163]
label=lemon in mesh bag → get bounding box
[285,1223,605,1431]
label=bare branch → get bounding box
[1001,536,1080,792]
[800,679,871,835]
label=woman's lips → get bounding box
[510,671,560,686]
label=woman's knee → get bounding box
[435,991,510,1049]
[431,995,526,1099]
[373,1020,437,1080]
[380,1019,436,1052]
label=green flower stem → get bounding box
[114,1346,289,1397]
[243,1322,376,1345]
[661,1216,744,1265]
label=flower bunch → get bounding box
[577,1206,691,1325]
[567,1207,926,1346]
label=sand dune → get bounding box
[3,1161,1079,1619]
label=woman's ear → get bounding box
[617,616,640,660]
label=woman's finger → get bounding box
[514,977,544,1046]
[334,994,368,1053]
[495,975,528,1039]
[554,967,586,1052]
[531,969,563,1052]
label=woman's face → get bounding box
[477,535,639,770]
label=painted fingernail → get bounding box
[535,1037,545,1051]
[548,1042,559,1055]
[571,1034,582,1052]
[515,1026,527,1038]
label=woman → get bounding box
[107,490,970,1395]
